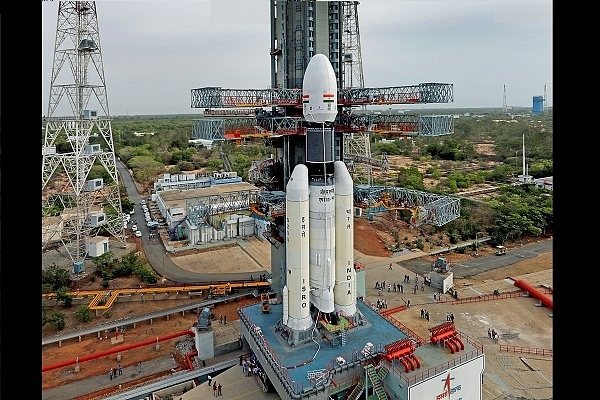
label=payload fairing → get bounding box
[283,54,357,339]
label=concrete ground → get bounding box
[43,237,552,399]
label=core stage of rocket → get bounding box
[283,54,356,332]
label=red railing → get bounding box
[436,288,553,306]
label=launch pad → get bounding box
[239,300,407,391]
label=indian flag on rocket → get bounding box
[303,94,310,104]
[323,93,335,103]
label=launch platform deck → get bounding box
[239,299,481,392]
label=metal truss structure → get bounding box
[343,132,389,186]
[185,188,261,228]
[187,183,460,228]
[341,1,364,90]
[42,1,125,264]
[191,84,453,110]
[353,186,460,227]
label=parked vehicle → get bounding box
[135,230,142,237]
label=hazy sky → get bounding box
[42,0,552,116]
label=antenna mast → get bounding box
[502,84,507,114]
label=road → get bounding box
[401,238,552,278]
[117,160,186,281]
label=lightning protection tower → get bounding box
[42,1,126,269]
[341,1,364,90]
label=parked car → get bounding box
[131,225,137,231]
[135,230,142,237]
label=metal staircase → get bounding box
[364,364,388,400]
[341,330,348,346]
[344,381,364,400]
[378,364,389,381]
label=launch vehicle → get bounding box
[282,54,357,345]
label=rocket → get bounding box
[284,54,356,333]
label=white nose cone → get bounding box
[302,54,338,123]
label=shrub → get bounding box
[74,305,92,323]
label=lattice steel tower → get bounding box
[341,1,364,90]
[42,1,126,267]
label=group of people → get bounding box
[218,314,227,324]
[109,364,123,380]
[420,308,431,321]
[375,280,404,295]
[488,328,499,341]
[446,312,455,323]
[241,353,268,390]
[212,381,222,396]
[249,274,268,282]
[207,375,222,396]
[375,298,388,309]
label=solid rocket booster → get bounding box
[333,160,356,316]
[304,54,338,314]
[284,164,313,331]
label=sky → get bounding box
[42,0,552,117]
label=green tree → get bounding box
[74,305,92,323]
[93,251,115,281]
[395,166,425,190]
[49,310,66,330]
[42,264,71,291]
[128,155,164,183]
[56,287,74,308]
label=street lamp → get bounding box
[475,231,486,256]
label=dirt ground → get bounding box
[42,216,550,400]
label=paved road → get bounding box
[400,238,553,278]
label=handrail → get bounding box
[499,345,552,356]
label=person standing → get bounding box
[213,381,218,396]
[110,369,113,380]
[223,314,227,324]
[208,374,212,385]
[389,263,393,270]
[218,382,222,396]
[138,361,142,373]
[118,364,122,375]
